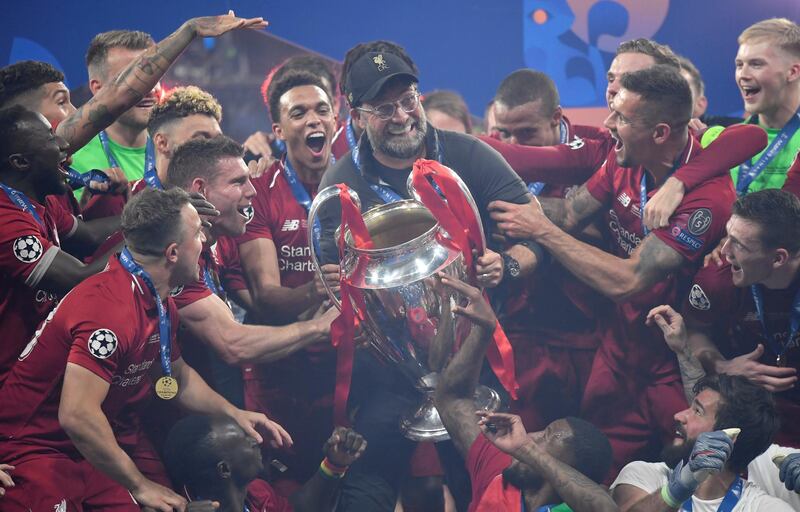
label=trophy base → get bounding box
[399,377,502,442]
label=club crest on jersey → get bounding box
[88,328,118,359]
[242,205,254,224]
[13,235,43,263]
[689,284,711,310]
[282,219,301,232]
[54,499,67,512]
[688,208,712,236]
[373,54,388,71]
[567,137,585,150]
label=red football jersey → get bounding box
[237,160,318,291]
[0,192,76,385]
[0,255,180,461]
[330,118,356,162]
[585,137,735,377]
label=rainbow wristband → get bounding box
[319,458,348,480]
[660,485,681,509]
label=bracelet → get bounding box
[660,485,681,509]
[319,458,348,480]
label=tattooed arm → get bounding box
[491,190,684,302]
[57,12,266,151]
[434,275,497,459]
[538,184,605,233]
[477,413,618,512]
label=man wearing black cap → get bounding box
[317,40,540,512]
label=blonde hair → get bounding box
[739,18,800,58]
[147,86,222,136]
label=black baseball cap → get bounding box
[344,51,418,107]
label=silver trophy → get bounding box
[308,168,501,441]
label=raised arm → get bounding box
[57,12,267,151]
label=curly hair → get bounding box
[266,69,331,123]
[0,60,64,108]
[147,86,222,137]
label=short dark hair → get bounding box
[616,38,681,69]
[86,30,155,79]
[266,69,332,123]
[618,64,692,128]
[732,188,800,252]
[166,135,244,190]
[494,69,560,115]
[563,416,613,483]
[121,187,191,256]
[0,105,40,173]
[0,61,64,108]
[422,90,473,133]
[694,375,779,473]
[341,40,418,105]
[147,86,223,137]
[261,54,338,111]
[678,56,705,98]
[163,415,224,492]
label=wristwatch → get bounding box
[502,253,521,280]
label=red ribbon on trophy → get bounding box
[330,183,372,426]
[411,159,519,400]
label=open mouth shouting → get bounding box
[58,153,73,177]
[740,84,761,104]
[305,131,327,158]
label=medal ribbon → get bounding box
[527,118,569,196]
[65,167,110,192]
[330,183,373,426]
[0,182,45,230]
[750,284,800,362]
[283,157,322,255]
[411,160,518,399]
[640,139,692,236]
[680,476,743,512]
[98,131,159,189]
[119,247,173,378]
[736,109,800,196]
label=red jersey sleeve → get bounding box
[672,125,768,191]
[66,302,134,383]
[246,479,293,512]
[237,173,276,245]
[466,434,513,506]
[171,278,213,309]
[583,159,615,204]
[216,237,248,292]
[44,195,78,238]
[681,261,739,328]
[478,135,608,185]
[0,210,60,286]
[782,152,800,198]
[651,177,734,262]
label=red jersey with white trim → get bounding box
[584,137,735,377]
[683,262,800,404]
[0,192,77,385]
[237,160,318,291]
[0,255,180,461]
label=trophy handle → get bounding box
[406,166,487,253]
[307,184,362,311]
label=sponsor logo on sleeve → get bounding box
[671,225,705,251]
[13,235,43,263]
[688,208,712,236]
[88,328,118,359]
[689,284,711,310]
[567,137,585,150]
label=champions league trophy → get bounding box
[308,164,502,441]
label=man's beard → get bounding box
[661,438,695,469]
[502,461,543,491]
[367,111,427,160]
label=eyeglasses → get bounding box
[357,91,420,121]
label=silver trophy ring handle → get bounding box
[406,165,487,253]
[307,184,362,311]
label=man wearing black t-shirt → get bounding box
[317,40,540,512]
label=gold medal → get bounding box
[155,376,179,400]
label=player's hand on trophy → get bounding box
[315,264,341,298]
[186,10,267,38]
[438,273,497,331]
[475,249,503,288]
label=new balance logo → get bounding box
[282,219,301,231]
[617,192,631,208]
